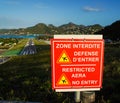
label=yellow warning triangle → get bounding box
[57,50,72,64]
[56,74,71,85]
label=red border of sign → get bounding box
[51,39,104,90]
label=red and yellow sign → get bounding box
[56,73,71,85]
[57,50,72,64]
[51,39,104,90]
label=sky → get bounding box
[0,0,120,29]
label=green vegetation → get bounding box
[26,23,52,34]
[0,38,18,44]
[0,22,103,35]
[1,39,28,56]
[0,39,120,103]
[1,20,120,41]
[96,43,120,103]
[96,20,120,41]
[0,38,19,49]
[0,40,72,103]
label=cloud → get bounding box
[83,6,101,12]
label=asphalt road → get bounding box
[20,39,37,55]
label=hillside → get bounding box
[96,20,120,40]
[1,20,120,40]
[0,22,103,35]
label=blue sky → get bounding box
[0,0,120,29]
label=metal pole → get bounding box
[75,91,81,103]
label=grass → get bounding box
[1,40,120,103]
[0,39,69,103]
[1,39,28,56]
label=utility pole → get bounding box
[75,91,81,103]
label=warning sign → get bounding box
[51,38,104,90]
[57,73,71,85]
[57,50,72,64]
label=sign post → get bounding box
[51,35,104,102]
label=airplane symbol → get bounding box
[62,80,66,83]
[62,57,67,61]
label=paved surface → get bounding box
[20,39,37,55]
[0,39,37,64]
